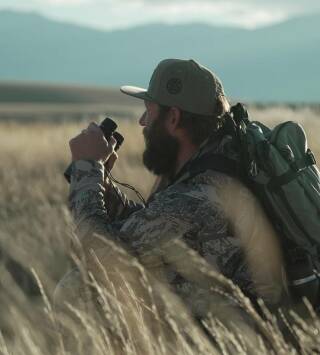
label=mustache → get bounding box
[143,126,151,143]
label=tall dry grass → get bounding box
[0,106,320,354]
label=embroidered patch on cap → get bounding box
[166,78,182,95]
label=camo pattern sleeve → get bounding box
[69,159,194,255]
[69,160,252,290]
[103,176,144,221]
[69,160,143,223]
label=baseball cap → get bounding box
[120,58,225,116]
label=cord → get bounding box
[106,170,146,206]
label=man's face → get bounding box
[140,101,179,176]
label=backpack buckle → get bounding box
[248,160,258,177]
[306,149,316,166]
[290,149,316,173]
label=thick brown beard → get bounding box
[142,115,179,177]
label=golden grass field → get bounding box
[1,104,320,354]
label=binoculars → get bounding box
[99,117,124,152]
[64,117,124,183]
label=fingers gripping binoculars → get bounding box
[64,117,124,183]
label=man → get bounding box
[58,59,286,324]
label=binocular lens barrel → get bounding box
[113,131,124,151]
[100,117,124,151]
[100,118,117,138]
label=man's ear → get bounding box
[166,107,181,134]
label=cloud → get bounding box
[46,0,90,4]
[138,0,320,16]
[1,0,319,30]
[131,1,288,29]
[140,0,319,5]
[132,0,320,28]
[0,0,95,7]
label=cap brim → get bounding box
[120,85,153,101]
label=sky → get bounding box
[1,0,320,30]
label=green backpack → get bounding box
[229,104,320,306]
[180,103,320,306]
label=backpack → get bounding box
[183,103,320,306]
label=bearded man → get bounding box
[55,59,286,332]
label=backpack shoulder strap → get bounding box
[178,154,239,184]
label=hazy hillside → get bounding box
[0,10,319,103]
[0,82,143,121]
[0,82,138,104]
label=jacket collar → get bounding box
[170,132,235,186]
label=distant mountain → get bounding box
[0,10,319,103]
[0,81,125,104]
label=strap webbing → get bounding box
[173,154,238,185]
[268,151,316,189]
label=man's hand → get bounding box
[69,122,117,163]
[105,152,118,172]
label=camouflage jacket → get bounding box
[68,135,259,317]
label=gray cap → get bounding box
[120,58,225,116]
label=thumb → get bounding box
[109,136,117,149]
[105,152,118,172]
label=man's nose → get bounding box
[139,111,147,126]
